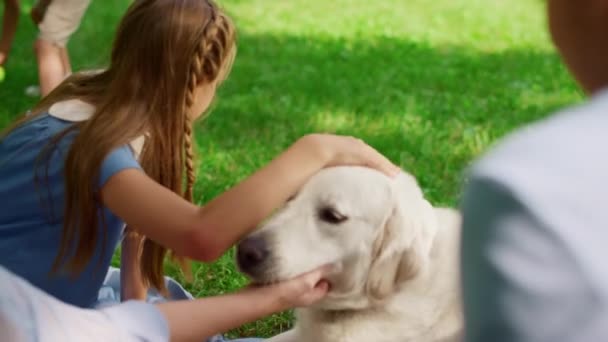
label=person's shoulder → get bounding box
[464,89,608,239]
[463,90,608,290]
[470,89,608,187]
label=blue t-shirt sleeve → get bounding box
[99,145,142,188]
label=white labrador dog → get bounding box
[236,166,463,342]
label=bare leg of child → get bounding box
[33,38,66,95]
[31,0,91,97]
[0,0,20,65]
[60,43,70,74]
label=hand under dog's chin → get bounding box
[247,261,344,288]
[246,274,281,287]
[247,270,309,286]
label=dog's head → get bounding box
[236,166,438,310]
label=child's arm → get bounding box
[101,134,399,262]
[0,260,330,342]
[119,229,148,301]
[154,265,331,342]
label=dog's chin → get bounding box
[248,277,279,287]
[242,269,283,287]
[246,269,311,287]
[244,261,345,290]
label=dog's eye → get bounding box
[318,207,348,224]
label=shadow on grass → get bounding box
[198,33,581,207]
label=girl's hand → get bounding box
[155,264,335,342]
[299,134,401,177]
[258,264,334,309]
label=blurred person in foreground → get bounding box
[460,1,608,341]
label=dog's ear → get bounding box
[365,174,437,302]
[365,206,423,302]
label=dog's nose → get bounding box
[236,235,269,273]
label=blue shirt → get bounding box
[0,112,142,308]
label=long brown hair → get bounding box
[1,0,236,292]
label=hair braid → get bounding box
[182,43,204,202]
[143,0,237,293]
[167,31,207,283]
[180,7,235,202]
[183,118,195,201]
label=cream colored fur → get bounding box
[238,166,463,342]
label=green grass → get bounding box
[1,0,584,338]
